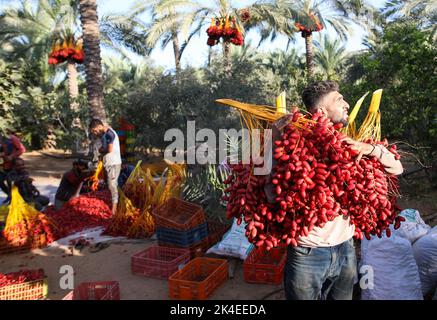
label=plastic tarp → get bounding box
[47,226,127,250]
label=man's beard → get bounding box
[340,118,348,127]
[332,117,349,127]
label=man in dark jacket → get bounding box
[54,159,93,210]
[0,132,26,203]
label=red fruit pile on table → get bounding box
[224,111,405,250]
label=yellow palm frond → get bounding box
[357,89,383,142]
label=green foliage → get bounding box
[109,45,301,150]
[182,163,230,223]
[0,1,435,170]
[342,22,437,162]
[0,57,87,149]
[0,59,26,134]
[314,33,350,81]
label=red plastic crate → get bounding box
[131,246,190,279]
[63,281,120,300]
[0,276,47,300]
[243,246,287,285]
[0,234,47,256]
[152,198,205,231]
[169,257,228,300]
[207,220,231,246]
[158,236,210,259]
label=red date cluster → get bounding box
[44,190,113,240]
[224,111,404,250]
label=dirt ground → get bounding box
[0,151,285,300]
[0,151,436,300]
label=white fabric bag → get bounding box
[412,226,437,296]
[360,229,423,300]
[206,218,254,260]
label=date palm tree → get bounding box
[383,0,437,41]
[284,0,377,79]
[0,0,78,87]
[314,33,350,81]
[132,0,297,75]
[78,0,107,122]
[0,0,84,150]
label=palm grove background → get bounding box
[0,0,436,179]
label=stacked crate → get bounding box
[116,117,127,158]
[117,117,136,163]
[206,220,231,247]
[152,198,209,258]
[125,123,136,163]
[131,246,190,279]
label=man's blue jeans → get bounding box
[284,238,357,300]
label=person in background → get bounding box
[0,132,26,203]
[7,158,49,210]
[118,159,134,188]
[88,119,122,216]
[54,159,93,210]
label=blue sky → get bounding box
[0,0,388,71]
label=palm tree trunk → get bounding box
[304,33,315,79]
[67,61,85,154]
[79,0,107,123]
[208,46,212,67]
[172,32,181,75]
[67,61,79,116]
[223,41,232,76]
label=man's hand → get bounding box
[343,137,374,162]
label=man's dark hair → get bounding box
[89,118,104,129]
[302,80,339,113]
[73,158,88,167]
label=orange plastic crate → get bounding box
[158,236,210,259]
[131,246,190,279]
[0,234,47,256]
[0,277,47,300]
[152,198,205,231]
[63,281,120,300]
[169,257,228,300]
[243,246,287,285]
